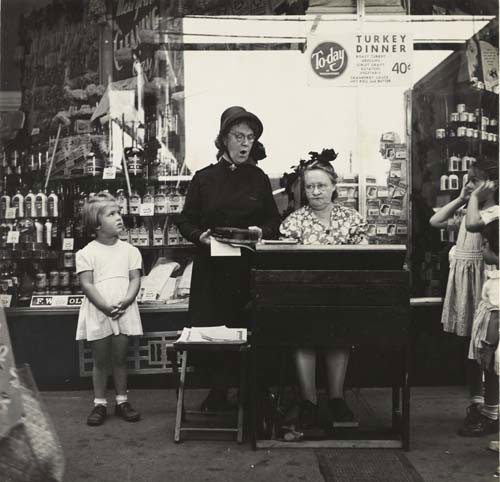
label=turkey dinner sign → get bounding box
[307,31,413,88]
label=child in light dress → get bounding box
[76,192,143,426]
[429,161,498,432]
[469,219,499,469]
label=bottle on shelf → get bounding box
[18,266,34,305]
[0,192,11,218]
[167,223,178,245]
[154,186,167,214]
[48,268,59,295]
[142,186,154,206]
[153,221,164,246]
[117,189,128,215]
[118,223,129,242]
[48,190,59,217]
[34,218,44,244]
[129,190,141,215]
[33,263,49,295]
[170,187,180,213]
[35,190,48,217]
[129,217,139,246]
[25,190,36,217]
[59,268,71,295]
[138,221,149,246]
[45,219,53,247]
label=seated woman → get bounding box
[279,159,367,432]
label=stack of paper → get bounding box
[176,326,247,344]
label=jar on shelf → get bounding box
[63,252,75,269]
[461,155,474,171]
[124,146,144,176]
[456,103,466,113]
[448,154,460,172]
[129,191,141,215]
[435,128,446,139]
[85,151,104,177]
[154,186,167,214]
[449,174,459,190]
[116,190,128,215]
[153,222,164,246]
[440,175,449,191]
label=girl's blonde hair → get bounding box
[82,191,118,233]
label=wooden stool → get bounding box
[172,341,249,443]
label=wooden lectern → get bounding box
[250,244,410,450]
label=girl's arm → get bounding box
[429,186,470,228]
[466,181,496,232]
[79,271,119,318]
[116,269,142,310]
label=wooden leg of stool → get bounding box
[174,351,188,443]
[237,350,247,444]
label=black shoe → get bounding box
[463,402,482,426]
[200,389,233,413]
[458,413,498,437]
[87,405,107,426]
[298,400,318,430]
[328,398,356,427]
[115,402,140,422]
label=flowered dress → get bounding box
[441,205,499,336]
[468,270,499,374]
[279,204,367,245]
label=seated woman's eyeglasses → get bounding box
[305,183,330,192]
[230,131,256,143]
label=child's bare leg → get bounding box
[325,348,350,399]
[294,348,317,403]
[467,359,484,403]
[483,369,499,410]
[111,334,129,396]
[91,336,111,399]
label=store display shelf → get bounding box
[134,245,194,250]
[5,301,189,317]
[430,137,498,150]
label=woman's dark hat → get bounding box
[219,106,263,139]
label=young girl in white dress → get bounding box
[76,192,143,426]
[429,161,498,432]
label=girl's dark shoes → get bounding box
[328,398,356,427]
[115,402,140,422]
[87,405,107,426]
[458,412,498,436]
[298,400,319,430]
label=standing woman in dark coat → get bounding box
[175,106,281,410]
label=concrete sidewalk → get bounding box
[42,387,499,482]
